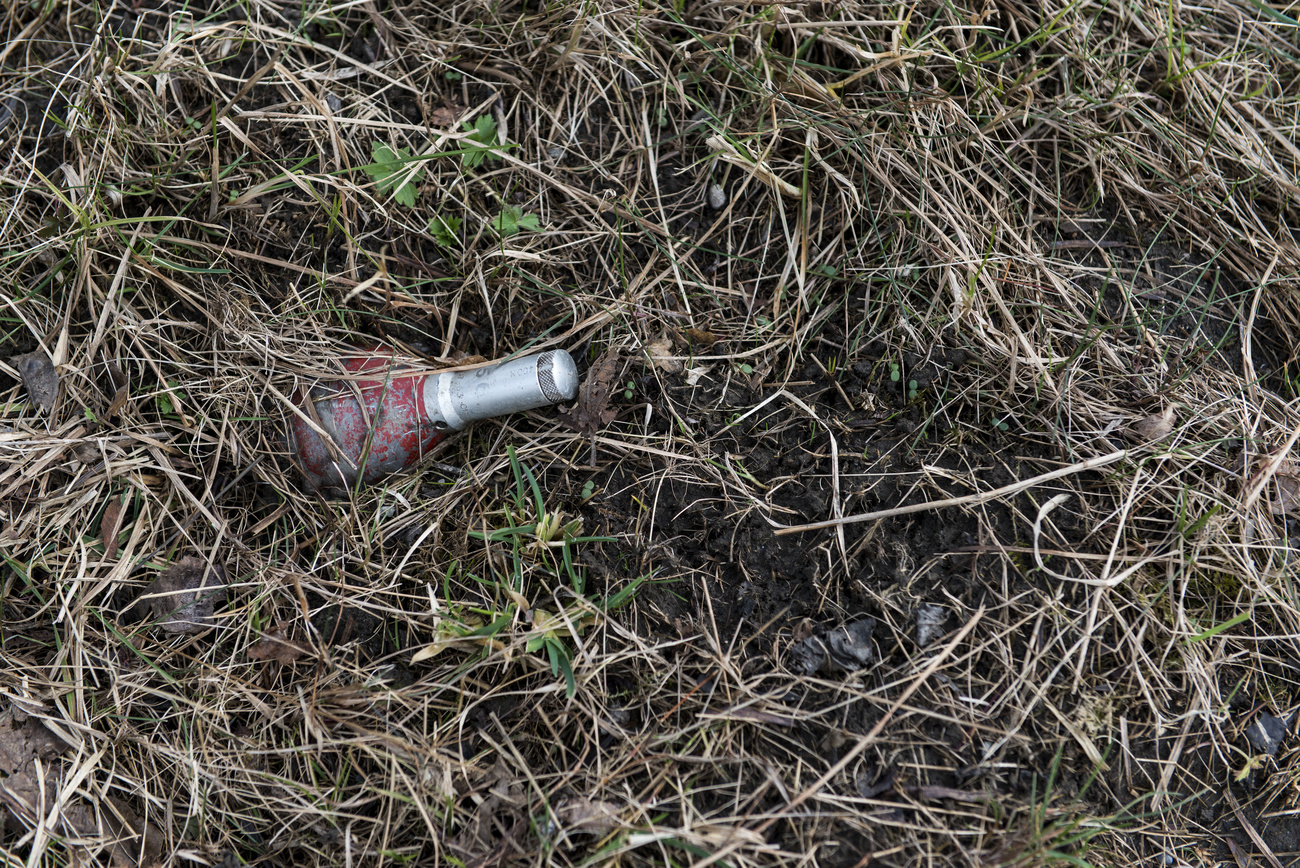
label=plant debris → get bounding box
[789,618,876,676]
[248,620,312,665]
[1245,711,1289,757]
[100,493,127,560]
[11,349,57,413]
[557,348,621,436]
[131,556,227,633]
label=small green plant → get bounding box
[1230,745,1267,782]
[908,379,919,400]
[365,142,422,206]
[990,746,1111,868]
[992,417,1011,432]
[461,115,500,169]
[889,361,901,382]
[427,214,462,247]
[739,362,754,375]
[580,479,597,502]
[490,205,540,237]
[155,380,188,417]
[457,446,636,698]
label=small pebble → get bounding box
[916,604,947,647]
[791,618,876,675]
[1245,710,1288,756]
[706,183,727,210]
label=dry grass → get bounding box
[1,0,1299,865]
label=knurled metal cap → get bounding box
[538,350,579,403]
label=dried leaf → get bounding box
[645,336,681,373]
[452,759,526,856]
[249,620,311,665]
[105,383,130,420]
[915,603,947,647]
[1273,472,1300,515]
[102,795,165,868]
[557,349,620,436]
[1129,405,1176,441]
[429,105,458,126]
[684,327,717,348]
[556,798,622,835]
[12,350,58,413]
[789,618,876,676]
[5,780,160,868]
[101,494,127,560]
[134,556,227,633]
[0,712,67,826]
[1255,456,1300,516]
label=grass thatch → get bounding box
[1,0,1299,865]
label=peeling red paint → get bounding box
[289,346,443,491]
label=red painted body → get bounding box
[289,345,579,491]
[289,347,443,491]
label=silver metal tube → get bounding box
[423,349,579,430]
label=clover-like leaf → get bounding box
[491,205,541,237]
[366,142,421,207]
[428,214,462,247]
[461,115,499,168]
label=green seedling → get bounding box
[490,205,540,237]
[456,446,634,698]
[461,115,500,169]
[155,380,188,418]
[427,214,462,247]
[366,142,423,206]
[1229,744,1268,782]
[526,608,583,698]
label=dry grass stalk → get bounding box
[0,0,1296,865]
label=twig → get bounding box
[775,449,1130,535]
